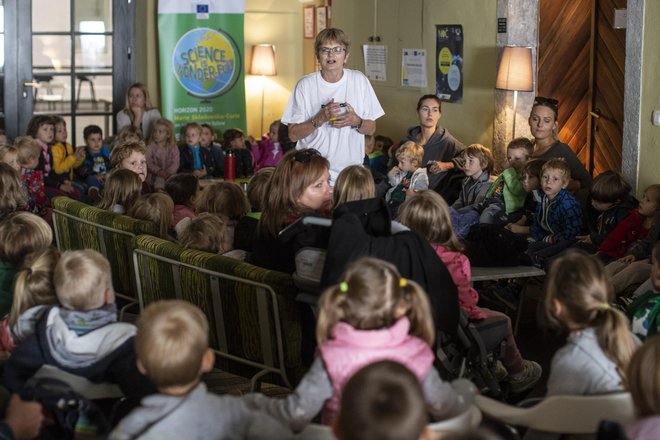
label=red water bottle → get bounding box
[224,150,236,181]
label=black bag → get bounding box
[20,377,112,439]
[464,224,531,267]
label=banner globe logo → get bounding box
[172,28,241,99]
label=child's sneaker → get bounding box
[508,360,542,393]
[494,360,508,382]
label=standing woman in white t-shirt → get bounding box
[116,82,162,141]
[282,28,385,183]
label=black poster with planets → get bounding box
[435,25,463,103]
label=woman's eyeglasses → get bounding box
[534,96,559,107]
[294,149,322,163]
[318,47,346,56]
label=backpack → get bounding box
[463,223,531,267]
[626,291,660,341]
[21,377,112,439]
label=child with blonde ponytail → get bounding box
[544,250,639,396]
[246,257,474,432]
[0,247,60,351]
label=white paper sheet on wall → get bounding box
[401,48,427,88]
[363,45,387,81]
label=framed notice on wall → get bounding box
[316,6,327,35]
[303,6,315,39]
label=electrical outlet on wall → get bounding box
[653,110,660,126]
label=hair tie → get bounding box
[600,302,611,310]
[339,282,348,293]
[399,278,408,288]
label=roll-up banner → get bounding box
[158,0,246,138]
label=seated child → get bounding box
[505,159,545,235]
[98,168,143,214]
[146,118,180,190]
[110,140,148,184]
[527,158,583,268]
[51,116,85,198]
[605,194,660,296]
[234,167,274,252]
[178,213,245,260]
[15,136,50,218]
[77,125,112,203]
[625,241,660,341]
[333,165,376,210]
[385,141,428,218]
[576,170,637,253]
[0,212,53,319]
[127,193,175,240]
[110,300,292,439]
[597,183,659,263]
[449,144,494,238]
[164,173,199,234]
[195,181,249,247]
[178,122,216,178]
[0,163,28,220]
[1,247,60,352]
[251,120,283,171]
[3,249,156,401]
[0,145,20,172]
[544,251,637,397]
[478,137,532,225]
[364,134,388,177]
[200,123,224,177]
[398,191,542,393]
[245,257,473,431]
[224,128,253,178]
[618,334,660,439]
[335,361,433,440]
[113,125,143,149]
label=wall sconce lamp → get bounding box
[496,46,533,138]
[250,44,277,136]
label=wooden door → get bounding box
[538,0,626,176]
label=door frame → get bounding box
[2,0,136,140]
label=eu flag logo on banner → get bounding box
[196,4,209,19]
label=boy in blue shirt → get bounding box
[528,158,583,268]
[76,124,111,203]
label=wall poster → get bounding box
[158,0,246,136]
[435,25,463,103]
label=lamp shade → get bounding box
[250,44,277,76]
[495,46,533,91]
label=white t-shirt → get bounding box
[282,69,385,182]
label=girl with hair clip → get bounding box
[249,148,332,273]
[398,191,541,393]
[246,257,474,432]
[116,82,162,140]
[331,165,375,210]
[97,169,142,214]
[146,118,179,190]
[543,250,638,397]
[127,193,174,240]
[0,248,60,352]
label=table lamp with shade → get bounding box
[496,46,533,138]
[250,44,277,136]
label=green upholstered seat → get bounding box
[132,234,303,389]
[51,196,159,307]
